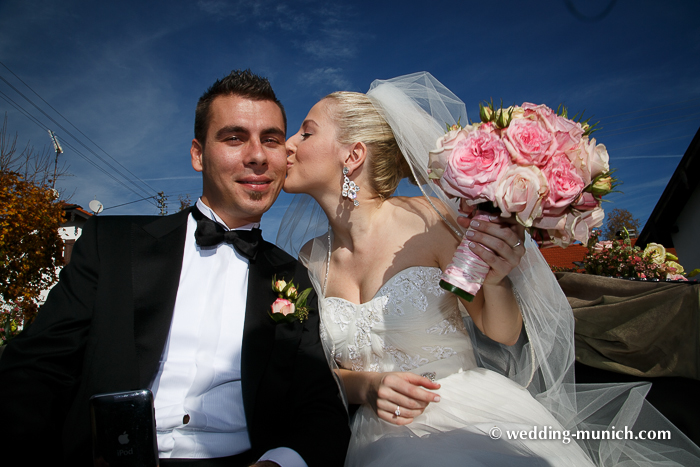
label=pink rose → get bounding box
[541,154,585,216]
[571,192,599,212]
[567,137,610,186]
[574,207,604,244]
[494,165,548,227]
[667,274,688,281]
[522,103,584,153]
[476,121,500,135]
[428,128,474,180]
[593,240,613,254]
[503,117,558,167]
[284,286,298,300]
[441,129,510,204]
[534,206,602,247]
[271,298,295,316]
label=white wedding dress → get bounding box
[280,73,700,466]
[322,266,595,466]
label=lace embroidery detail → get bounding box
[354,303,382,348]
[321,267,475,374]
[423,345,458,360]
[382,268,444,316]
[384,344,430,371]
[327,299,355,332]
[426,318,459,335]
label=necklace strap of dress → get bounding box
[323,228,331,296]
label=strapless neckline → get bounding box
[323,265,442,306]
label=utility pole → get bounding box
[156,191,168,216]
[47,130,63,189]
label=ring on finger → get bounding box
[511,241,522,249]
[394,405,401,417]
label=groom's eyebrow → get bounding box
[261,127,286,138]
[215,125,285,139]
[216,125,247,139]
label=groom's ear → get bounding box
[191,138,204,172]
[344,142,367,174]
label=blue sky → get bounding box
[1,0,699,241]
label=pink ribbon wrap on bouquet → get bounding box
[439,213,491,301]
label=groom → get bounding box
[0,70,350,466]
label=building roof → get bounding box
[60,203,92,223]
[540,244,588,270]
[637,125,700,248]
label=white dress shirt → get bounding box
[151,199,306,467]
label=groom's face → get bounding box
[191,94,287,228]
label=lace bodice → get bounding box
[321,266,478,378]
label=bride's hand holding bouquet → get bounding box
[430,102,618,301]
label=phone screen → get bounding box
[89,389,159,467]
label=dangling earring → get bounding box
[342,166,360,206]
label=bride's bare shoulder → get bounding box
[389,196,456,228]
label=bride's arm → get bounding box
[439,214,525,346]
[338,368,440,426]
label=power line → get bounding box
[57,139,158,206]
[102,195,157,211]
[0,60,160,195]
[0,68,156,199]
[0,89,49,132]
[0,89,156,204]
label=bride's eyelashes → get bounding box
[301,132,312,139]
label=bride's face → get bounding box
[285,99,346,195]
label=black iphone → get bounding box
[89,389,159,467]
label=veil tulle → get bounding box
[277,72,700,465]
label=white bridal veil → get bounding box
[277,72,700,466]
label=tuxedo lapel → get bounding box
[241,243,303,426]
[131,209,190,388]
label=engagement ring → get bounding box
[511,241,522,249]
[394,406,401,417]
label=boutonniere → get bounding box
[269,275,313,323]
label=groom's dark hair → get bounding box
[194,69,286,146]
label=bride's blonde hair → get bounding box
[323,91,412,199]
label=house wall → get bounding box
[37,214,89,303]
[672,183,700,272]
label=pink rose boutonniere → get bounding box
[269,275,313,323]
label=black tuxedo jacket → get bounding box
[0,209,349,466]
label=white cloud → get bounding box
[298,68,353,91]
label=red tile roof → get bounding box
[540,244,588,270]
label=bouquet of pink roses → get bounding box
[428,102,617,300]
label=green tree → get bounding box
[602,208,641,240]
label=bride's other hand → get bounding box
[456,212,526,285]
[369,372,441,425]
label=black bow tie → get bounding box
[191,207,261,261]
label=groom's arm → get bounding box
[0,216,101,459]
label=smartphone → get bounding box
[89,389,159,467]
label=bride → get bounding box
[278,73,700,466]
